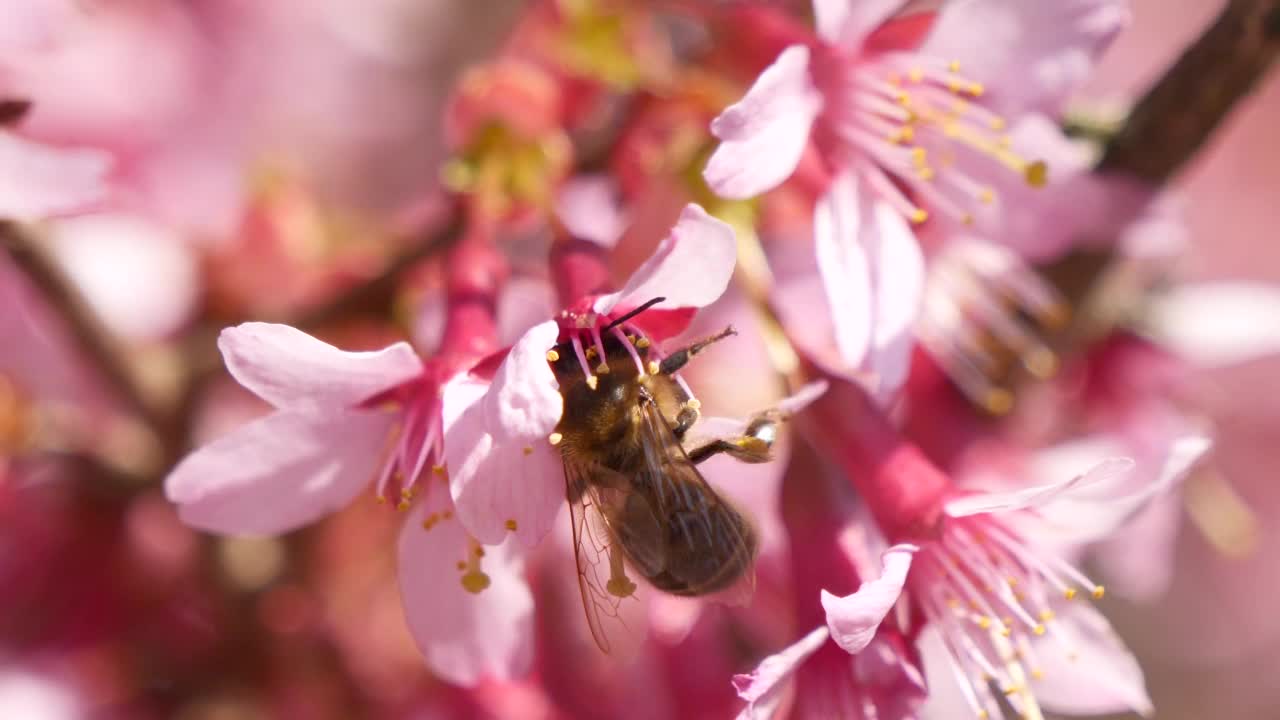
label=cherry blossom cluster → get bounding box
[4,1,1279,718]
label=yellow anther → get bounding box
[1064,588,1078,600]
[504,518,518,532]
[968,83,985,96]
[432,465,447,476]
[647,360,660,375]
[1092,586,1106,599]
[1003,685,1022,696]
[1000,626,1012,638]
[522,445,534,456]
[910,147,927,166]
[910,208,929,224]
[586,375,599,390]
[396,499,410,511]
[961,213,974,226]
[895,92,911,106]
[1033,624,1046,636]
[461,570,491,594]
[1024,160,1048,188]
[401,488,414,498]
[917,167,935,181]
[686,398,701,411]
[908,68,923,83]
[978,187,996,204]
[990,116,1007,131]
[947,79,963,93]
[1007,577,1019,587]
[977,712,989,720]
[983,388,1014,415]
[948,60,961,73]
[595,361,610,375]
[635,337,651,349]
[1025,348,1059,379]
[422,512,441,530]
[585,346,597,359]
[1039,610,1054,621]
[546,349,560,362]
[548,432,564,446]
[1031,669,1045,681]
[376,495,387,504]
[978,617,993,629]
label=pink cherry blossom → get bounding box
[733,546,924,720]
[798,376,1208,718]
[705,0,1126,233]
[712,1,1124,402]
[164,322,533,685]
[445,203,738,548]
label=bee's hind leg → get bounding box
[686,412,780,465]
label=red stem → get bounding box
[439,215,507,359]
[800,376,951,545]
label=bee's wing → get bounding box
[635,397,757,591]
[564,459,663,654]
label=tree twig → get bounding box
[1099,0,1280,183]
[1,221,165,433]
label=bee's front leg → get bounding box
[686,412,780,465]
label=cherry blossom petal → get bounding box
[445,321,564,547]
[814,172,872,370]
[820,544,916,654]
[0,133,111,220]
[1092,493,1182,600]
[594,204,737,314]
[1023,435,1211,545]
[0,669,81,720]
[555,174,627,248]
[815,169,924,400]
[398,499,534,686]
[218,322,423,411]
[920,0,1130,115]
[704,45,821,199]
[813,0,910,48]
[1029,603,1153,716]
[165,408,394,535]
[733,626,830,719]
[944,457,1135,518]
[1143,282,1280,368]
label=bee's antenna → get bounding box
[603,296,666,332]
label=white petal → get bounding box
[595,204,737,313]
[704,45,821,199]
[1143,282,1280,367]
[945,457,1135,518]
[219,322,423,411]
[398,499,534,686]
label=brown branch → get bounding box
[1099,0,1280,183]
[1044,0,1280,322]
[289,202,466,330]
[1,221,165,433]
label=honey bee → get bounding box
[547,298,783,652]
